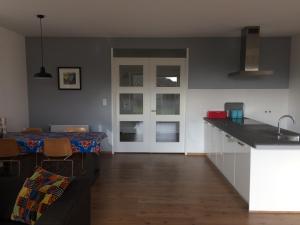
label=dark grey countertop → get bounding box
[204,117,300,149]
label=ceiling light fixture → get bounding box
[34,14,52,79]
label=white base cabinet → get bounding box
[204,121,250,203]
[204,122,215,163]
[222,133,236,187]
[215,128,224,172]
[234,140,251,202]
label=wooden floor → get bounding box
[92,154,300,225]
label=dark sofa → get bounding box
[0,177,91,225]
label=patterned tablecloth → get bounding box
[6,132,107,153]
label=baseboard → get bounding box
[100,151,113,155]
[249,210,300,214]
[185,153,207,156]
[105,151,207,156]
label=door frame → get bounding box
[111,48,189,154]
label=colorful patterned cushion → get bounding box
[11,167,72,225]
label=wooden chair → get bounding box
[65,127,89,173]
[65,127,88,133]
[0,139,21,176]
[65,127,89,172]
[23,128,43,133]
[42,138,74,177]
[22,128,43,167]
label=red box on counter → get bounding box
[207,111,227,119]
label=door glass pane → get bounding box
[157,65,180,87]
[120,121,143,142]
[120,65,143,87]
[156,94,180,115]
[156,122,179,142]
[120,94,143,114]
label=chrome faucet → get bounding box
[277,115,295,135]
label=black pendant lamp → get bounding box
[34,14,52,79]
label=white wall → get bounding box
[288,35,300,132]
[186,89,289,153]
[0,27,28,131]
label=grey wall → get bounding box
[26,37,291,133]
[26,38,111,132]
[109,37,291,88]
[189,38,291,88]
[288,35,300,133]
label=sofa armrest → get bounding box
[36,179,91,225]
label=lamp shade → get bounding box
[34,66,52,79]
[34,14,52,79]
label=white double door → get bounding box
[112,58,187,153]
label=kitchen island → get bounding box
[204,117,300,212]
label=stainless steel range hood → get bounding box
[229,26,273,77]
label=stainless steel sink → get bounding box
[277,134,300,142]
[276,115,299,142]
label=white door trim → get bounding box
[184,48,189,155]
[111,51,189,153]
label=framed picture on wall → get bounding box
[58,67,81,90]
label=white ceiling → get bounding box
[0,0,300,37]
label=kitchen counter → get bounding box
[204,117,300,149]
[204,117,300,212]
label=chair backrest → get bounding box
[23,128,42,133]
[50,125,89,132]
[65,127,88,133]
[0,139,20,157]
[43,138,73,157]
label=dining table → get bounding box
[6,132,107,154]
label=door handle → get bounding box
[225,134,232,139]
[151,110,156,112]
[237,142,245,146]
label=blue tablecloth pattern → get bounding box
[6,132,107,153]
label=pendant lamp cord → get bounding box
[39,17,44,67]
